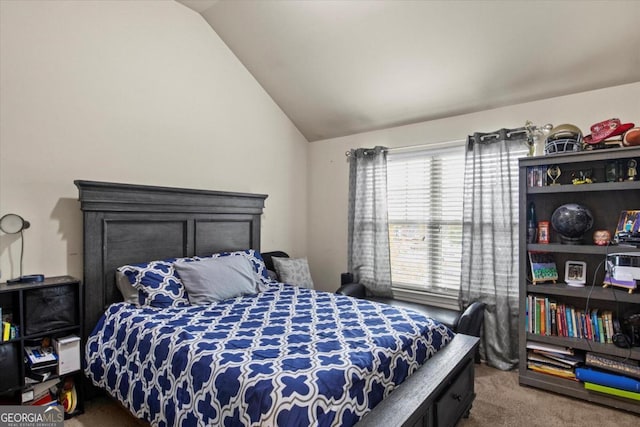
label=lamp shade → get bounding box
[0,214,30,234]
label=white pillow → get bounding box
[173,255,260,305]
[272,257,315,289]
[115,271,140,305]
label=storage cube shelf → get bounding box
[0,276,83,416]
[519,147,640,415]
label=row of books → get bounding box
[23,378,61,406]
[526,296,617,343]
[1,307,19,342]
[2,320,19,341]
[527,166,549,187]
[527,340,640,402]
[576,353,640,401]
[526,341,582,380]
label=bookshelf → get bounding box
[0,276,83,416]
[519,147,640,414]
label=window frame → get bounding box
[386,141,466,310]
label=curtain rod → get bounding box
[387,139,466,153]
[345,139,465,157]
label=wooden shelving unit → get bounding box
[0,276,83,416]
[519,147,640,415]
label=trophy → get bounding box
[547,165,561,185]
[627,159,637,181]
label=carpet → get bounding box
[66,363,639,426]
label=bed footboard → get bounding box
[355,333,479,427]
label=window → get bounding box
[386,143,466,304]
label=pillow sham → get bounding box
[117,257,196,308]
[115,271,139,305]
[210,249,270,280]
[116,249,269,308]
[272,257,315,289]
[173,256,260,305]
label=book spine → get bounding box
[576,368,640,393]
[540,298,546,335]
[606,311,615,344]
[535,298,541,335]
[584,382,640,401]
[597,317,605,343]
[545,297,551,336]
[566,307,573,338]
[2,322,9,341]
[586,353,640,380]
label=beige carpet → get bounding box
[67,363,639,426]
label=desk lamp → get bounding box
[0,213,44,284]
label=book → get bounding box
[526,341,574,355]
[29,392,54,406]
[2,321,10,341]
[24,346,57,368]
[533,349,584,366]
[549,301,557,336]
[528,350,574,369]
[528,362,577,380]
[29,378,60,401]
[576,368,640,393]
[529,252,558,284]
[566,306,574,337]
[584,382,640,401]
[585,353,640,380]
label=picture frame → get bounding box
[565,260,586,287]
[529,252,558,284]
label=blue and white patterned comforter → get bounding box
[85,284,454,427]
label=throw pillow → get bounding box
[272,257,315,289]
[173,255,260,305]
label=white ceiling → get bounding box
[178,0,640,142]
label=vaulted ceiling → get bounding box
[178,0,640,141]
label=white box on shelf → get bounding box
[53,335,80,375]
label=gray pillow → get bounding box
[173,255,260,305]
[272,257,314,289]
[115,271,140,305]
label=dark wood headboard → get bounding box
[75,180,267,340]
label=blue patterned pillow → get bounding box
[118,257,197,308]
[117,250,268,308]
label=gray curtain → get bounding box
[347,146,392,298]
[460,129,529,370]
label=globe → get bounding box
[550,203,594,244]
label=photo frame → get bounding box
[529,252,558,284]
[565,260,586,287]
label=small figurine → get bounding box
[572,169,593,185]
[627,159,637,181]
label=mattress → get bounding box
[85,283,454,427]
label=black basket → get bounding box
[24,285,77,336]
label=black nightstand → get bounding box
[0,276,83,416]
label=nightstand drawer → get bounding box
[434,360,474,427]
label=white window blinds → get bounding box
[387,143,466,297]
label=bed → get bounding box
[76,180,479,427]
